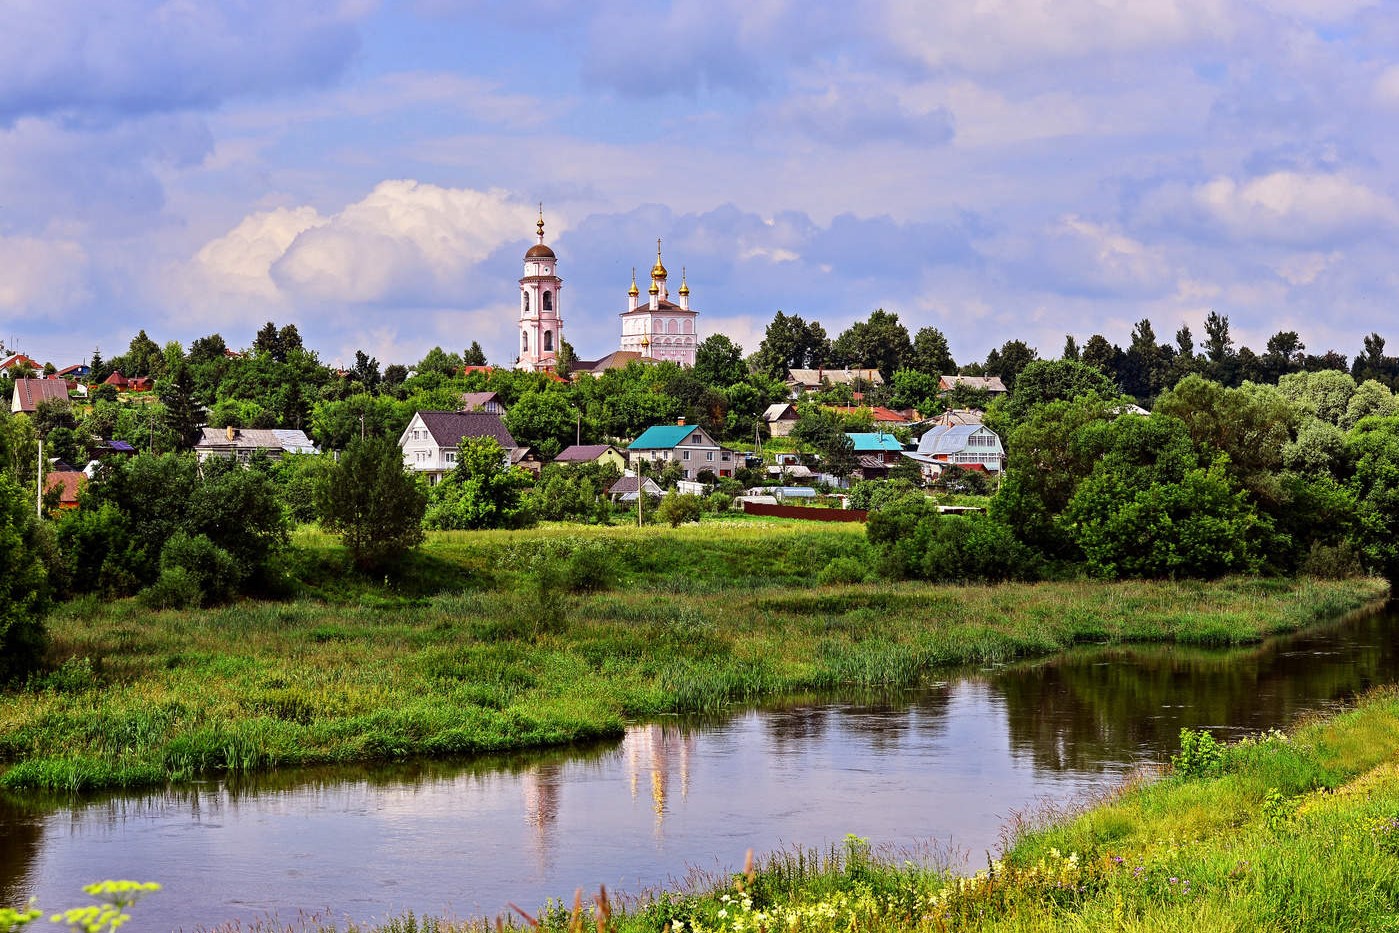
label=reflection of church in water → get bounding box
[519,725,695,839]
[515,212,700,373]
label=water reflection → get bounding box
[0,608,1393,929]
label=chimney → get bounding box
[677,417,686,426]
[226,425,234,441]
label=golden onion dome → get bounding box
[650,238,668,279]
[678,267,689,296]
[628,268,639,297]
[648,280,660,295]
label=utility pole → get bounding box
[36,438,43,518]
[636,459,645,528]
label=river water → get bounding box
[2,607,1395,930]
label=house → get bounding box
[904,424,1006,480]
[11,377,69,414]
[847,432,906,480]
[43,470,86,510]
[827,405,910,425]
[786,367,884,397]
[569,350,647,377]
[627,421,734,480]
[399,410,521,484]
[763,403,801,437]
[193,426,319,463]
[607,475,664,502]
[0,353,39,373]
[553,444,627,471]
[938,375,1007,396]
[103,372,129,390]
[460,391,507,415]
[55,363,91,379]
[934,408,985,427]
[127,376,154,391]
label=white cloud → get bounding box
[1193,171,1396,242]
[192,206,328,302]
[1373,64,1399,108]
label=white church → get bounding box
[515,213,700,373]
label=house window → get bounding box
[706,451,714,461]
[682,450,690,460]
[446,451,457,463]
[691,433,701,444]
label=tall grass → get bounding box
[0,523,1386,793]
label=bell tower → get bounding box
[517,207,564,371]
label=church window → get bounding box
[683,319,692,334]
[544,330,553,351]
[522,292,530,313]
[667,319,678,334]
[543,290,553,311]
[522,332,529,352]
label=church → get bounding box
[514,213,700,373]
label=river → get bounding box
[2,606,1394,930]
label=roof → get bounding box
[620,298,694,315]
[936,408,985,426]
[194,427,318,454]
[554,444,620,462]
[916,424,1001,456]
[414,411,517,450]
[787,368,885,387]
[828,405,909,423]
[571,350,645,374]
[525,243,556,259]
[629,423,713,450]
[44,470,86,506]
[11,377,69,412]
[56,364,89,377]
[104,372,129,386]
[460,391,501,410]
[939,375,1007,393]
[101,440,137,453]
[608,475,663,496]
[0,354,37,371]
[857,455,892,470]
[847,432,905,453]
[763,403,799,421]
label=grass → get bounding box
[0,522,1387,793]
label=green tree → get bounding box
[416,346,465,379]
[830,309,913,379]
[791,407,857,478]
[911,326,957,377]
[351,350,381,392]
[655,491,704,527]
[423,436,532,530]
[158,361,202,450]
[694,334,747,387]
[317,436,427,571]
[1202,310,1238,385]
[752,311,831,378]
[1344,415,1399,582]
[505,390,580,459]
[990,358,1117,431]
[462,341,487,367]
[0,473,48,681]
[983,340,1038,393]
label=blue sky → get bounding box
[2,0,1398,371]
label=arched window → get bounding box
[683,319,692,334]
[667,319,678,334]
[544,330,553,351]
[522,332,529,352]
[542,290,553,311]
[522,292,530,313]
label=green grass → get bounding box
[0,523,1386,793]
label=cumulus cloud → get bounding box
[986,215,1174,298]
[1192,172,1396,242]
[177,181,539,316]
[762,81,954,147]
[0,0,364,125]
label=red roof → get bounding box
[104,372,129,387]
[44,471,86,508]
[827,405,910,423]
[11,377,69,412]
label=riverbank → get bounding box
[0,524,1387,792]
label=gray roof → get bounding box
[608,475,663,496]
[939,375,1007,393]
[786,368,885,386]
[416,411,517,450]
[195,427,318,454]
[554,444,619,462]
[460,391,502,410]
[916,424,1000,456]
[763,403,799,421]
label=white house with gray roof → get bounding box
[194,427,318,463]
[399,410,521,484]
[904,424,1005,479]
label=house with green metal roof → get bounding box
[627,421,735,480]
[845,431,907,481]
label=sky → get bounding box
[2,0,1398,371]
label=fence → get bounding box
[742,501,868,522]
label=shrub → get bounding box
[141,566,204,610]
[1301,540,1364,579]
[816,556,868,585]
[160,532,241,605]
[0,473,49,683]
[656,492,704,527]
[1172,727,1225,778]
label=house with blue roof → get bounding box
[627,420,735,480]
[844,431,907,480]
[904,424,1005,480]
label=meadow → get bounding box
[0,520,1387,793]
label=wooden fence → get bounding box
[742,501,868,522]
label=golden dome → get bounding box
[678,267,689,296]
[648,280,659,295]
[628,267,639,297]
[650,238,668,279]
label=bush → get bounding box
[140,566,204,610]
[656,492,704,527]
[159,532,241,605]
[0,473,49,683]
[706,491,733,513]
[563,540,620,593]
[1300,540,1364,579]
[816,556,868,585]
[868,501,1041,584]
